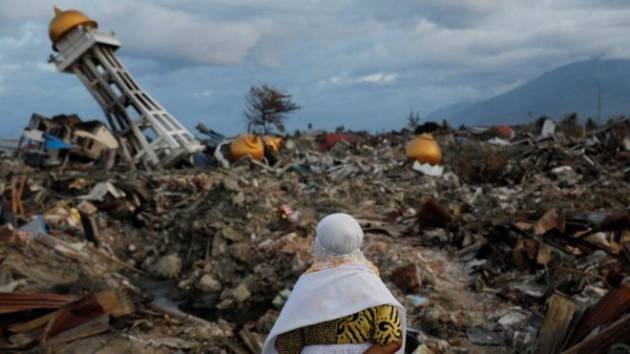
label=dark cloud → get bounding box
[2,0,630,136]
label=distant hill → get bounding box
[428,59,630,126]
[426,102,473,122]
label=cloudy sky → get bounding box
[1,0,629,137]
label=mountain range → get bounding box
[427,59,630,125]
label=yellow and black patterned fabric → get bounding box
[275,305,401,354]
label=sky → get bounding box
[1,0,630,137]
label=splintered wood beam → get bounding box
[563,314,630,354]
[535,293,580,354]
[40,289,133,347]
[0,293,78,314]
[6,312,56,333]
[45,315,110,347]
[568,285,630,346]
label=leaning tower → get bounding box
[47,7,203,168]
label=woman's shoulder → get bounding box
[371,304,399,315]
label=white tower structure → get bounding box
[47,7,203,168]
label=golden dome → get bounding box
[230,134,265,161]
[263,136,283,154]
[49,6,98,45]
[405,134,442,165]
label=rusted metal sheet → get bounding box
[568,285,630,346]
[0,293,78,314]
[563,314,630,354]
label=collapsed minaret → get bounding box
[47,6,203,168]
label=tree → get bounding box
[559,112,582,139]
[406,110,421,130]
[244,85,301,134]
[561,112,578,128]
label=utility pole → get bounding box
[597,84,602,122]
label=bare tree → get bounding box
[406,109,421,130]
[244,85,301,134]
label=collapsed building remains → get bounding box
[0,117,628,353]
[47,7,202,169]
[16,113,118,168]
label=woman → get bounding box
[262,213,406,354]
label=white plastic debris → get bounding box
[79,182,126,201]
[22,129,44,142]
[468,187,483,206]
[487,137,511,146]
[498,311,528,327]
[551,165,581,185]
[413,161,444,177]
[540,119,556,139]
[214,139,233,169]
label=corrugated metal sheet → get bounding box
[0,293,78,314]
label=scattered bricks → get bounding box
[1,115,630,354]
[419,198,452,228]
[534,209,565,236]
[228,242,252,263]
[391,264,422,293]
[232,283,252,303]
[197,274,222,293]
[272,289,291,309]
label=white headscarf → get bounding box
[314,213,364,257]
[262,213,406,354]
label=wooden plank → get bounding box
[45,315,110,347]
[6,312,56,333]
[535,293,580,354]
[534,209,565,235]
[563,314,630,354]
[40,288,133,346]
[622,229,630,264]
[95,288,134,317]
[239,325,262,354]
[568,285,630,346]
[418,198,452,227]
[0,292,78,314]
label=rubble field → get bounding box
[0,118,629,354]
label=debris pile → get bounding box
[16,113,118,168]
[0,117,628,353]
